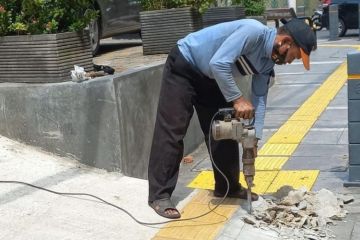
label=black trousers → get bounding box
[148,46,241,203]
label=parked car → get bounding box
[89,0,141,55]
[320,0,359,37]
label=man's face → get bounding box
[272,39,301,65]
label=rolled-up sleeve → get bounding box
[251,73,270,139]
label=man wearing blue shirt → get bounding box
[148,18,316,219]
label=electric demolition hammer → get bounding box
[211,108,257,213]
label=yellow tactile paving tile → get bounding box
[153,200,238,240]
[288,115,318,121]
[187,171,215,190]
[187,170,278,194]
[292,103,328,117]
[266,170,320,193]
[255,156,289,171]
[190,189,241,206]
[267,121,313,144]
[240,171,278,194]
[257,143,298,156]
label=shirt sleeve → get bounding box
[209,26,262,102]
[251,73,270,139]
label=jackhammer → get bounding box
[211,108,257,213]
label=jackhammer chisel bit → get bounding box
[242,146,255,214]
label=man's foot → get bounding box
[149,198,181,219]
[214,188,259,201]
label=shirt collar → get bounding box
[265,28,277,59]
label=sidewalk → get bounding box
[1,30,360,240]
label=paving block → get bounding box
[349,166,360,182]
[351,222,360,240]
[347,51,360,75]
[349,144,360,165]
[349,122,360,143]
[348,100,360,121]
[348,80,360,100]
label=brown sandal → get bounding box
[149,198,181,219]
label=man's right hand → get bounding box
[233,96,254,119]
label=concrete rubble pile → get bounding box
[243,186,354,240]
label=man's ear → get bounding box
[282,35,293,45]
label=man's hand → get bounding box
[233,96,254,119]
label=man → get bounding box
[148,18,316,219]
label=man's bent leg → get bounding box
[148,48,195,203]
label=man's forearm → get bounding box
[252,94,267,139]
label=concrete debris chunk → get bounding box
[298,200,308,210]
[243,215,259,227]
[337,194,354,204]
[242,187,349,240]
[314,189,342,219]
[281,186,307,206]
[271,185,295,200]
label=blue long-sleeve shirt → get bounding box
[177,19,276,139]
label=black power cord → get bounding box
[0,110,230,226]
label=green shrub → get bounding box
[140,0,215,13]
[233,0,265,16]
[0,0,98,36]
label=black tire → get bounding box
[89,18,101,56]
[338,18,347,37]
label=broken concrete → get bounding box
[243,186,353,240]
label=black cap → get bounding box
[282,18,317,70]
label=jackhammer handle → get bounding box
[218,108,255,126]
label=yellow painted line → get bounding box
[255,157,289,171]
[266,170,320,193]
[154,49,348,240]
[187,170,277,194]
[257,143,298,156]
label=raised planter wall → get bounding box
[202,6,245,27]
[140,7,202,55]
[0,31,93,83]
[0,63,204,179]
